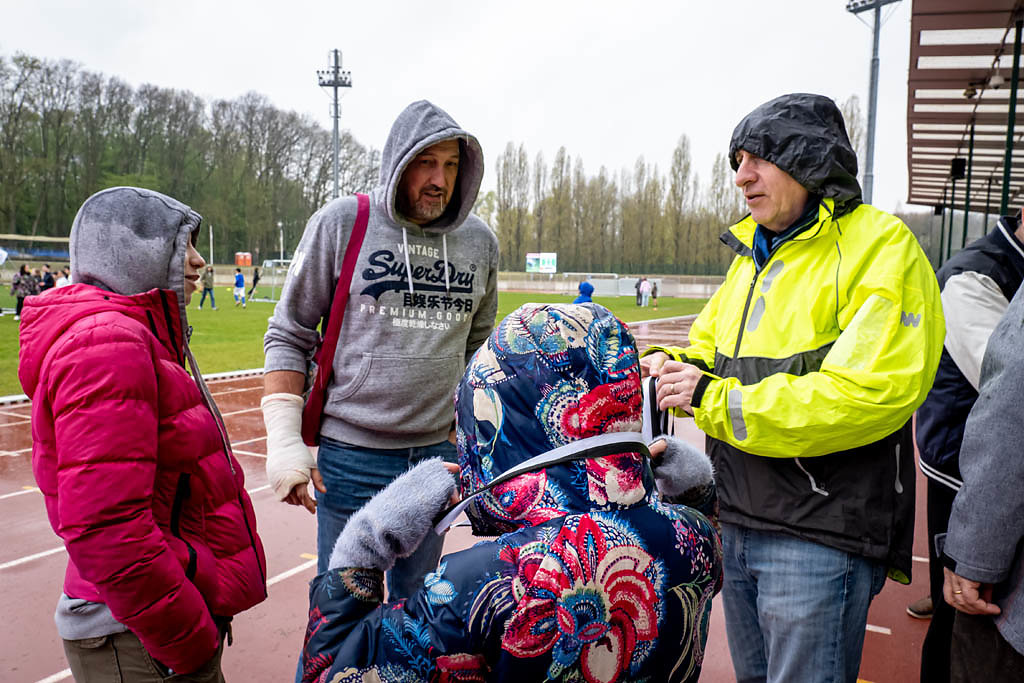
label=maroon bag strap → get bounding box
[311,193,370,396]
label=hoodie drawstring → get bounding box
[401,228,414,295]
[442,234,450,295]
[401,230,451,296]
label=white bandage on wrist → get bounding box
[261,393,316,501]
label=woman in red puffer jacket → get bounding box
[18,187,267,681]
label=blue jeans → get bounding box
[199,287,215,308]
[720,523,887,683]
[314,437,457,598]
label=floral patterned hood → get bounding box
[454,303,655,535]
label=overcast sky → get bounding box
[0,0,920,214]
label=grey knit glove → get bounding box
[329,458,457,571]
[652,437,714,505]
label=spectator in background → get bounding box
[942,284,1024,682]
[40,263,55,291]
[198,265,216,310]
[914,211,1024,682]
[635,276,643,306]
[573,280,594,303]
[652,280,659,310]
[55,267,71,288]
[10,264,39,321]
[234,267,246,308]
[639,276,652,307]
[247,266,261,300]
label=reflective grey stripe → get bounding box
[761,260,785,292]
[728,389,748,440]
[894,442,903,494]
[746,296,766,332]
[795,458,830,496]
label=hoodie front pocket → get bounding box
[327,353,464,436]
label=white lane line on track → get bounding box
[233,449,266,458]
[0,419,31,429]
[232,435,267,447]
[0,545,65,570]
[865,624,892,636]
[0,486,39,500]
[267,559,317,587]
[913,555,928,563]
[220,407,261,417]
[210,386,261,397]
[2,483,270,569]
[34,668,71,683]
[0,408,31,418]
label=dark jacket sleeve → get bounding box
[302,543,509,683]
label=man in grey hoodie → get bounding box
[262,100,498,598]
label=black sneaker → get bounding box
[907,596,933,619]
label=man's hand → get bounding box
[282,469,327,514]
[640,351,670,378]
[261,389,326,514]
[655,361,704,416]
[943,567,1001,615]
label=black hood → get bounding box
[729,93,862,217]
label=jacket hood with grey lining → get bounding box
[378,99,484,235]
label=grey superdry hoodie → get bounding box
[264,100,499,449]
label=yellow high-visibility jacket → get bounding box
[649,198,943,581]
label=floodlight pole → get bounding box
[847,0,901,205]
[278,221,284,261]
[1001,18,1022,215]
[209,223,213,265]
[317,50,353,200]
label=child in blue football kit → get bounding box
[234,268,246,308]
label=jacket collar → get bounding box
[722,197,837,258]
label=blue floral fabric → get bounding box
[302,304,722,683]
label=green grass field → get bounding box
[0,288,705,396]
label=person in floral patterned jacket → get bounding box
[301,303,723,683]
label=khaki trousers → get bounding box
[63,630,225,682]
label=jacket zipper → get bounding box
[170,473,198,579]
[733,267,762,358]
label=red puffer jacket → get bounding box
[19,284,267,673]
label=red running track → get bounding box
[0,316,928,682]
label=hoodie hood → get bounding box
[578,281,595,297]
[729,93,862,217]
[454,303,654,536]
[70,186,201,337]
[378,100,484,234]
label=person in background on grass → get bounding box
[55,266,71,288]
[942,283,1024,682]
[199,265,217,309]
[573,280,594,303]
[640,276,652,307]
[643,93,944,682]
[40,263,55,291]
[17,186,267,682]
[300,303,722,683]
[10,263,38,321]
[635,275,643,306]
[247,266,261,300]
[233,267,246,308]
[913,210,1024,681]
[652,280,659,309]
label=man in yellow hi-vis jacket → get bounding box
[644,93,944,683]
